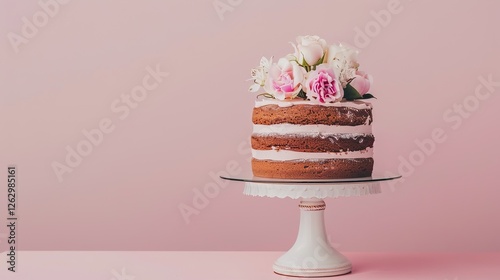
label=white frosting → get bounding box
[253,124,372,135]
[254,98,372,109]
[252,148,373,161]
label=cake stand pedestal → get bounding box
[222,175,401,278]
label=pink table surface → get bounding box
[1,251,499,280]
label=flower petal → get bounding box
[249,83,261,92]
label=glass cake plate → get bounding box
[221,173,401,277]
[221,173,401,184]
[221,173,401,199]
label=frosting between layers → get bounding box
[255,98,372,109]
[253,124,372,135]
[252,147,373,160]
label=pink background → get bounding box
[1,0,499,253]
[2,252,500,279]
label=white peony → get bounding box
[325,43,360,87]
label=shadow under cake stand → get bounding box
[221,174,401,278]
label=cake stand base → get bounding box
[273,198,351,277]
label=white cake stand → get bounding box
[221,174,401,278]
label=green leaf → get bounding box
[300,52,310,68]
[313,53,325,66]
[297,89,307,99]
[343,84,362,101]
[362,93,376,99]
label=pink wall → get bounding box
[1,0,499,252]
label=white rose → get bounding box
[292,35,328,67]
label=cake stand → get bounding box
[221,174,401,277]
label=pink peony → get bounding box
[349,71,371,95]
[304,64,343,103]
[264,58,304,100]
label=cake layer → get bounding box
[252,158,374,179]
[253,123,372,135]
[254,98,372,109]
[251,134,374,153]
[253,104,372,126]
[252,148,373,160]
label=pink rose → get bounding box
[264,58,304,100]
[349,71,371,95]
[304,64,343,103]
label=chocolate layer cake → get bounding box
[251,98,374,179]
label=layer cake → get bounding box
[251,99,374,179]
